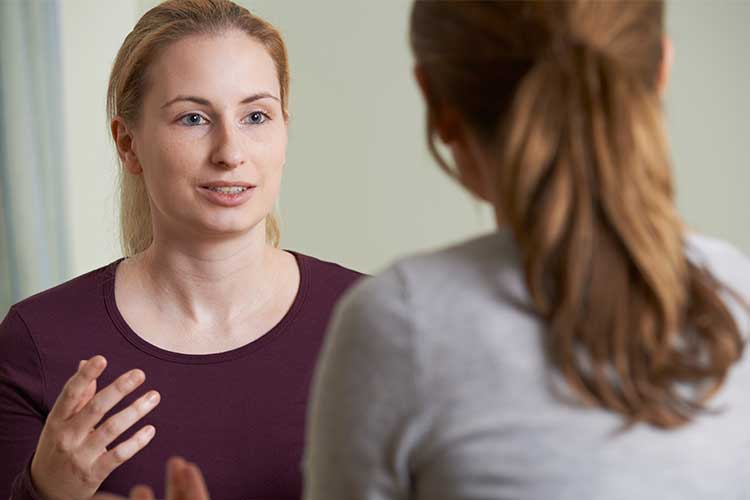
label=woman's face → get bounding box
[131,30,287,242]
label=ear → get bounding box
[111,117,142,174]
[413,64,462,144]
[450,134,497,203]
[414,63,494,203]
[657,36,673,96]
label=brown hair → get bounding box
[107,0,288,256]
[411,0,744,428]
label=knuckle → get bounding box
[115,375,132,393]
[137,398,152,415]
[53,435,73,454]
[112,445,129,463]
[100,418,122,438]
[125,405,142,422]
[62,387,79,404]
[136,429,151,446]
[87,398,106,416]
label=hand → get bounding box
[93,457,211,500]
[30,355,161,500]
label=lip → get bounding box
[199,181,256,189]
[197,182,256,207]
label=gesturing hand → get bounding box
[30,355,161,500]
[93,457,211,500]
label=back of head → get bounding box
[107,0,288,256]
[411,0,744,428]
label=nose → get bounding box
[210,120,245,170]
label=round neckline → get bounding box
[102,251,310,364]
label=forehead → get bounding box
[145,30,281,102]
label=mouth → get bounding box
[199,181,255,193]
[198,182,256,207]
[203,186,250,194]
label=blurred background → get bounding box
[0,0,748,317]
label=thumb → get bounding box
[130,485,156,500]
[180,462,210,500]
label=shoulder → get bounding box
[686,233,750,300]
[331,229,524,344]
[11,261,116,322]
[6,261,118,347]
[292,251,366,297]
[686,233,750,338]
[380,230,525,311]
[0,262,116,406]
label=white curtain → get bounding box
[0,0,68,317]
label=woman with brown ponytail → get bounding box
[303,1,750,499]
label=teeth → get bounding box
[207,186,248,194]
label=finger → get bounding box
[91,424,156,480]
[166,456,188,500]
[181,462,210,500]
[129,485,155,500]
[73,360,98,414]
[49,355,107,421]
[83,390,160,454]
[92,494,128,500]
[71,368,147,434]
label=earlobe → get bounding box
[657,37,674,96]
[111,118,143,174]
[452,136,495,204]
[125,152,143,175]
[413,64,433,107]
[415,64,457,144]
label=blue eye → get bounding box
[180,113,207,126]
[245,111,267,125]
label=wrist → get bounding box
[29,458,67,500]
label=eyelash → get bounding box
[177,111,270,127]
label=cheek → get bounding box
[152,127,203,169]
[140,138,199,200]
[255,126,287,178]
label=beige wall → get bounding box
[60,0,141,275]
[665,1,750,252]
[59,0,750,279]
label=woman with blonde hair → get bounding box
[0,0,361,498]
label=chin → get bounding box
[198,214,267,238]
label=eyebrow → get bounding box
[160,92,280,109]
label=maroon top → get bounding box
[0,252,363,500]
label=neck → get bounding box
[129,226,279,326]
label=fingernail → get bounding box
[144,425,155,438]
[79,360,86,370]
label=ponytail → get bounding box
[496,40,743,427]
[411,0,745,428]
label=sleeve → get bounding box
[0,307,48,500]
[303,267,423,500]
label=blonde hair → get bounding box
[107,0,288,256]
[411,0,744,428]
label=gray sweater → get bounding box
[303,231,750,500]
